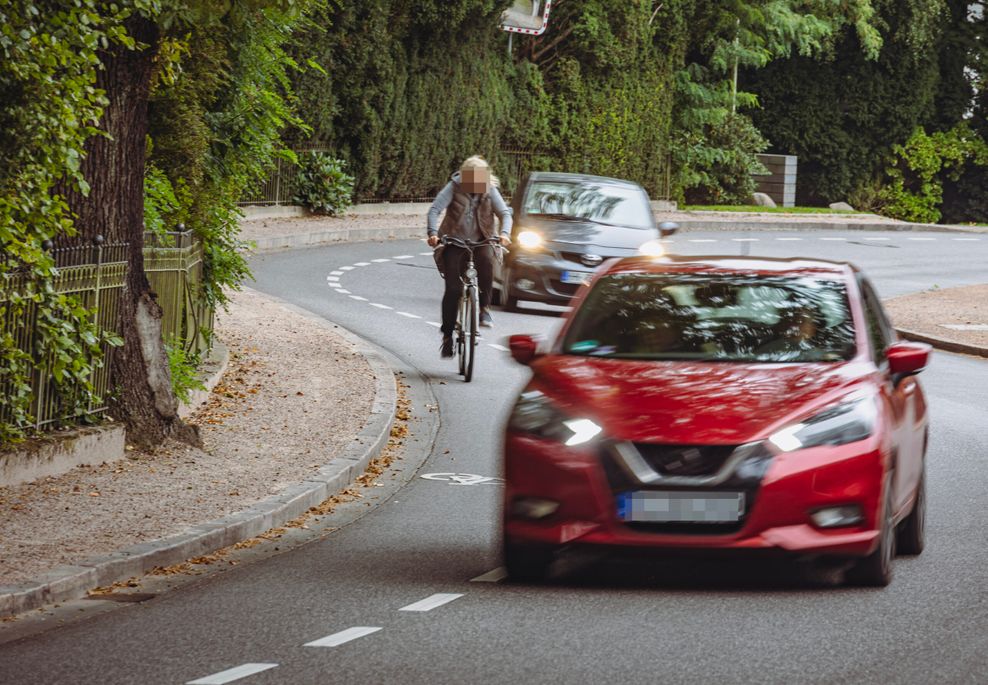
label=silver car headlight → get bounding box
[768,395,877,452]
[508,390,602,446]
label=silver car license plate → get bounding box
[617,491,745,523]
[560,270,593,285]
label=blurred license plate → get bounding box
[617,491,745,523]
[560,270,593,285]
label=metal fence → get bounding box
[0,240,128,430]
[144,230,212,359]
[0,231,211,432]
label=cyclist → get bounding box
[427,156,513,358]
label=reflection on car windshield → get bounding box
[562,273,857,363]
[524,181,652,229]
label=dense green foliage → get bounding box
[748,0,987,222]
[879,124,988,223]
[293,152,355,215]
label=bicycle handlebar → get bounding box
[439,236,502,249]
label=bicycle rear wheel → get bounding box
[463,286,478,382]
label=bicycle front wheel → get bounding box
[463,286,478,382]
[456,297,467,376]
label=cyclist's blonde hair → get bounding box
[460,155,500,188]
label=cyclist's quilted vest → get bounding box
[438,183,496,240]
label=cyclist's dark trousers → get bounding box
[441,245,494,336]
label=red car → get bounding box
[503,255,930,586]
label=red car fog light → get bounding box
[510,497,560,520]
[810,505,864,529]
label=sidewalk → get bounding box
[0,289,380,591]
[885,284,988,358]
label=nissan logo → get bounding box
[581,253,603,267]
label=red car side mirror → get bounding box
[509,334,540,366]
[887,341,931,377]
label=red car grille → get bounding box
[633,443,739,477]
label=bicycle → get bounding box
[440,235,501,382]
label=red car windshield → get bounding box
[562,272,857,362]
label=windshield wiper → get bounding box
[530,213,586,222]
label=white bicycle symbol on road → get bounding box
[420,472,505,486]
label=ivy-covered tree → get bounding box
[1,0,313,445]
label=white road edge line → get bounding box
[304,627,382,648]
[470,567,508,583]
[349,295,368,301]
[186,663,278,685]
[369,303,393,309]
[489,343,508,351]
[397,311,422,319]
[399,593,464,612]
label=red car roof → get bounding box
[602,255,856,279]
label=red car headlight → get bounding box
[508,390,603,447]
[768,394,877,453]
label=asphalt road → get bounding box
[1,229,987,684]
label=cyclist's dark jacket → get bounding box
[427,171,513,241]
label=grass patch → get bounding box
[682,204,864,214]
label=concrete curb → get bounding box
[0,293,397,619]
[895,327,988,359]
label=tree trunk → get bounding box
[64,15,199,448]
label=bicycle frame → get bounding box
[441,236,500,382]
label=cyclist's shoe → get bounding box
[480,308,494,328]
[440,335,454,358]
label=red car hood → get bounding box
[531,356,872,445]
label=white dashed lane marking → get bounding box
[907,237,937,241]
[340,266,355,271]
[426,321,441,328]
[353,262,371,266]
[399,593,464,612]
[372,258,391,263]
[334,289,351,295]
[863,236,891,241]
[953,237,981,241]
[397,311,421,319]
[349,295,368,301]
[304,627,382,648]
[688,239,717,243]
[489,344,508,351]
[330,270,345,275]
[419,251,434,256]
[327,276,339,282]
[732,238,758,242]
[775,237,802,241]
[820,237,846,241]
[369,303,393,310]
[470,567,508,583]
[393,255,414,259]
[186,663,278,685]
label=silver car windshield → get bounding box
[562,273,857,363]
[523,181,653,229]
